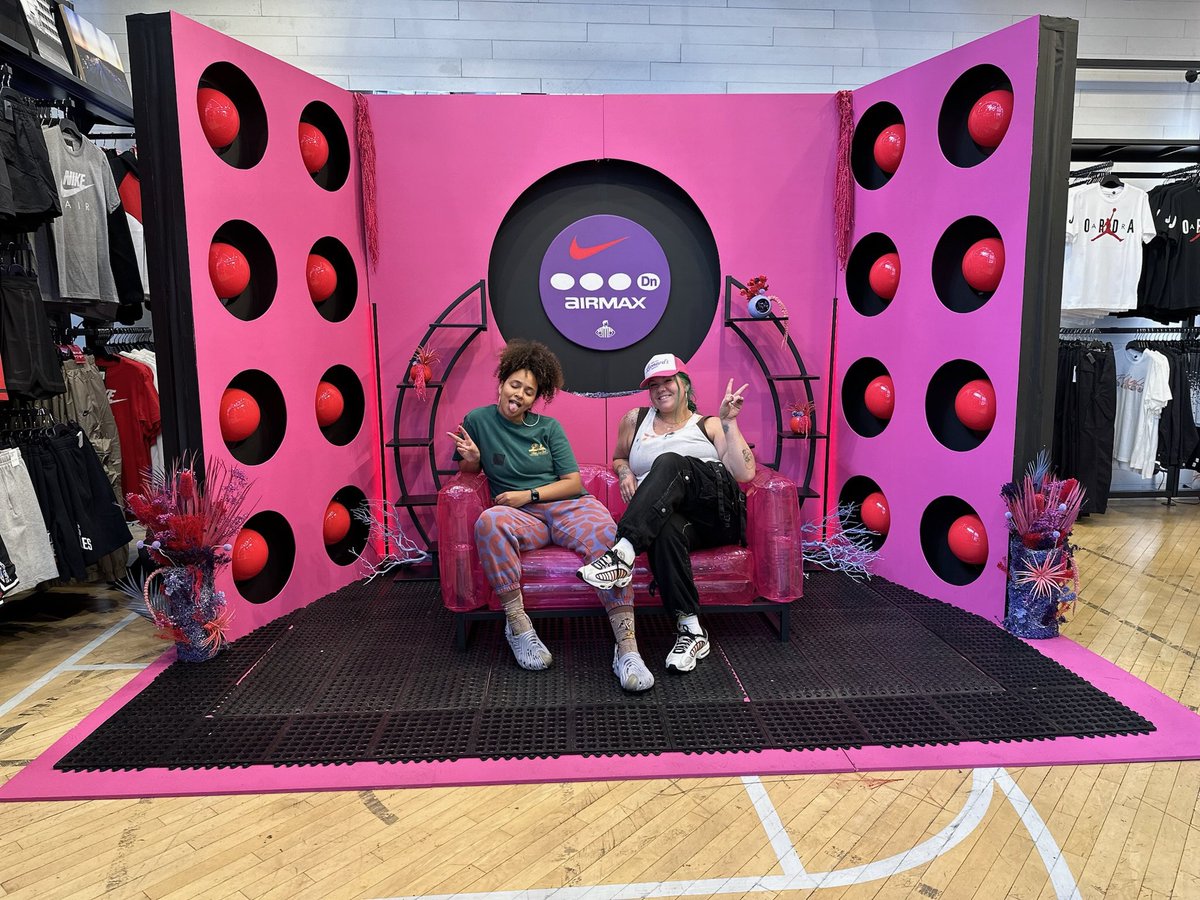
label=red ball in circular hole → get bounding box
[948,514,988,565]
[868,252,900,300]
[954,378,996,432]
[864,375,895,420]
[315,381,345,428]
[209,242,250,300]
[220,388,260,443]
[873,123,905,174]
[306,253,337,304]
[231,528,269,581]
[197,87,240,150]
[323,501,351,545]
[967,89,1014,149]
[860,491,890,536]
[298,122,329,174]
[962,237,1005,293]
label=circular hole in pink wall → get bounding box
[926,359,995,452]
[324,485,369,566]
[197,63,268,169]
[920,495,987,585]
[932,216,1004,313]
[846,233,899,317]
[308,236,358,322]
[221,369,287,464]
[211,220,277,321]
[851,101,905,190]
[838,475,889,551]
[939,64,1015,168]
[233,510,296,603]
[316,365,365,446]
[842,357,894,438]
[299,100,351,192]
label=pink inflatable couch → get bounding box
[436,464,804,647]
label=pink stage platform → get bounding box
[3,633,1198,803]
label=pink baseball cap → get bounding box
[640,353,689,387]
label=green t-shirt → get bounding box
[456,405,582,497]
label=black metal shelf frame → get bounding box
[722,276,828,509]
[391,280,488,549]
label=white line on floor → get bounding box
[995,769,1082,900]
[65,664,150,671]
[374,767,999,900]
[0,613,139,719]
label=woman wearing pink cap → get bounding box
[578,353,756,673]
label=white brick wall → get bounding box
[80,0,1200,137]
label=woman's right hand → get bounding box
[618,470,638,503]
[447,425,480,463]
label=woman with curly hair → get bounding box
[447,340,653,692]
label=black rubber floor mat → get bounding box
[56,572,1155,771]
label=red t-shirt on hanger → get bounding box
[96,355,160,499]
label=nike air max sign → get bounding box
[540,214,670,350]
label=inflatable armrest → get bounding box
[745,468,804,601]
[436,471,490,612]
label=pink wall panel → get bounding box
[168,14,383,638]
[373,93,835,536]
[839,17,1042,619]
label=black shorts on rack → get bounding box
[0,273,66,399]
[0,96,60,228]
[22,443,86,581]
[50,428,131,559]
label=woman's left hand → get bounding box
[493,491,529,508]
[719,378,749,420]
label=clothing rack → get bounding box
[1060,325,1200,505]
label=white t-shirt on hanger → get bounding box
[1114,348,1172,478]
[1062,183,1156,315]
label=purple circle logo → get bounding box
[539,214,670,350]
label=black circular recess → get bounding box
[932,216,1002,313]
[309,236,358,322]
[299,100,351,192]
[198,63,268,169]
[938,64,1014,168]
[846,233,899,317]
[212,220,278,322]
[325,485,370,566]
[838,474,888,552]
[925,359,993,452]
[841,357,892,439]
[317,364,365,446]
[235,511,296,603]
[851,101,905,190]
[920,495,986,586]
[488,159,719,396]
[223,370,287,465]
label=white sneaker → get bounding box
[612,647,655,692]
[665,627,710,673]
[576,550,633,590]
[505,621,553,670]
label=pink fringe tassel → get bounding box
[834,90,855,272]
[354,93,380,271]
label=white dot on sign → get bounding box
[608,273,632,291]
[579,272,603,291]
[550,273,574,291]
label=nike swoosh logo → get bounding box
[62,185,91,197]
[569,236,627,260]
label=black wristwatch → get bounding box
[529,488,540,503]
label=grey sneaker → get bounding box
[665,627,710,673]
[504,621,553,670]
[612,647,655,692]
[576,549,633,590]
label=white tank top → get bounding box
[627,409,720,484]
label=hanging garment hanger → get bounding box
[1100,171,1124,189]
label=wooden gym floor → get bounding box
[0,498,1197,899]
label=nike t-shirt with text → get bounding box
[42,125,121,303]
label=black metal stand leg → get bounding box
[778,605,790,642]
[455,615,471,651]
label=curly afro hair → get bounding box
[496,339,565,403]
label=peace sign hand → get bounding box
[446,425,480,463]
[719,379,749,421]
